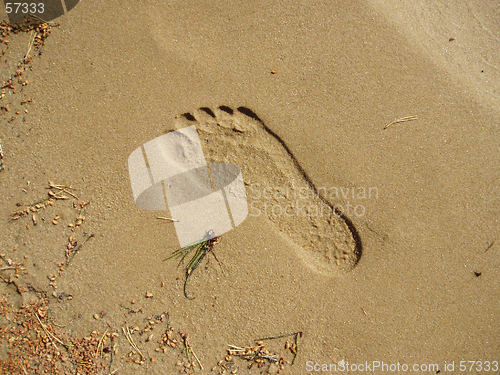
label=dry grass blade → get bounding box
[227,342,279,363]
[485,240,495,252]
[48,181,79,199]
[181,332,203,370]
[0,266,17,271]
[34,313,58,350]
[48,190,70,200]
[383,115,418,130]
[66,233,94,266]
[157,216,179,222]
[34,312,74,349]
[122,325,145,360]
[190,345,204,370]
[0,140,4,171]
[24,30,35,62]
[96,328,109,358]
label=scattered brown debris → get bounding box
[226,341,283,373]
[8,182,93,296]
[10,196,54,221]
[215,332,303,374]
[0,254,27,289]
[10,182,94,273]
[0,16,58,141]
[10,182,89,228]
[3,176,309,374]
[157,324,178,351]
[0,16,58,64]
[0,294,109,374]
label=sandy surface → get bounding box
[0,0,499,373]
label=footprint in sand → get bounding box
[170,106,362,276]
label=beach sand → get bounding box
[0,0,499,373]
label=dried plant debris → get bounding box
[382,115,418,130]
[0,281,197,373]
[0,294,110,374]
[8,182,92,294]
[115,311,209,373]
[10,196,54,221]
[0,254,28,293]
[10,182,88,224]
[0,16,57,130]
[1,177,222,373]
[10,182,89,228]
[122,324,146,364]
[157,323,178,351]
[180,331,204,371]
[0,16,57,58]
[216,332,303,374]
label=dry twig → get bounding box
[181,332,203,370]
[383,115,418,130]
[0,140,4,171]
[157,216,179,222]
[48,181,79,199]
[34,312,74,349]
[122,325,145,360]
[65,233,94,266]
[96,328,109,358]
[485,240,495,252]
